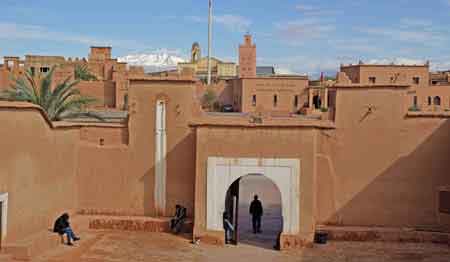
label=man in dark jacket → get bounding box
[249,195,263,234]
[170,205,187,234]
[53,213,80,246]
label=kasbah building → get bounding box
[0,32,450,259]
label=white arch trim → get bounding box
[154,100,167,216]
[0,193,8,240]
[206,157,300,234]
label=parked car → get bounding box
[222,104,234,112]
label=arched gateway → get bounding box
[206,157,300,237]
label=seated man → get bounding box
[53,213,80,246]
[170,205,187,234]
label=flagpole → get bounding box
[207,0,212,85]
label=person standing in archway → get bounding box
[249,195,263,234]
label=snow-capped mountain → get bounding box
[118,50,187,73]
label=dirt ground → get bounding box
[26,230,450,262]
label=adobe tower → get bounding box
[239,34,256,78]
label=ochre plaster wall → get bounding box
[238,78,309,113]
[413,85,450,111]
[0,106,79,243]
[341,65,429,88]
[194,126,318,244]
[76,80,197,217]
[80,126,128,146]
[316,87,450,229]
[76,80,116,108]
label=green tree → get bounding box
[202,88,217,111]
[0,67,99,121]
[74,64,97,81]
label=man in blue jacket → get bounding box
[53,213,80,246]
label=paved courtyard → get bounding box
[25,231,450,262]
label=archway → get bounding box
[206,157,300,246]
[224,174,283,249]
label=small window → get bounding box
[252,95,256,106]
[313,95,322,109]
[40,67,50,73]
[294,95,299,107]
[428,96,432,106]
[273,95,278,107]
[413,77,420,85]
[413,96,418,106]
[439,190,450,214]
[369,77,376,84]
[123,94,129,110]
[434,96,441,106]
[30,67,36,75]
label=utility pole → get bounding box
[207,0,213,85]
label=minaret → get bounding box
[239,34,256,78]
[207,0,213,85]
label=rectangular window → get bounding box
[294,95,299,107]
[30,67,35,75]
[40,67,50,73]
[369,77,376,84]
[428,96,432,106]
[413,77,420,85]
[252,95,256,106]
[273,95,278,107]
[413,96,418,106]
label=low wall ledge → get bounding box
[406,111,450,118]
[0,101,127,129]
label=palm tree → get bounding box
[74,64,97,81]
[0,66,99,121]
[202,88,217,111]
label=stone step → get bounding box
[2,215,90,261]
[0,253,13,261]
[88,215,193,233]
[1,215,193,261]
[317,225,450,244]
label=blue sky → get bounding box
[1,0,450,75]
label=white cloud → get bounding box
[400,18,433,28]
[355,26,447,45]
[215,15,251,32]
[365,58,427,65]
[295,4,316,12]
[259,56,340,77]
[0,22,146,49]
[295,4,339,16]
[332,39,380,53]
[187,14,252,33]
[275,19,335,45]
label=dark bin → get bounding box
[314,231,328,244]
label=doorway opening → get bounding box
[224,174,282,249]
